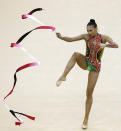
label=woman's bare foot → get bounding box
[56,76,66,87]
[82,118,88,129]
[82,124,88,129]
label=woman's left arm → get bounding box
[102,35,119,48]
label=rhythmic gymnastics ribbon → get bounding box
[4,8,55,126]
[22,8,45,25]
[22,8,57,33]
[3,43,40,126]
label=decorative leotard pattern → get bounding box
[86,34,104,72]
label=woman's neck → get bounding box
[92,33,98,38]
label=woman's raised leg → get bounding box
[56,52,87,86]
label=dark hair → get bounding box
[87,19,97,28]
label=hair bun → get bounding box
[90,19,95,23]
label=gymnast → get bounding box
[56,19,118,129]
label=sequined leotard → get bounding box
[85,33,104,72]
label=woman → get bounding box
[56,19,118,129]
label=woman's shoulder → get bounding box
[82,34,89,40]
[100,34,109,39]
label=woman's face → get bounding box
[87,26,97,37]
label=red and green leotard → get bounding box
[85,33,104,72]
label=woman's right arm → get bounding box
[56,33,86,42]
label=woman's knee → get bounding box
[71,52,80,61]
[72,52,79,57]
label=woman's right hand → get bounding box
[56,32,62,38]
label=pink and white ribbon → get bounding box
[22,8,56,32]
[4,8,56,126]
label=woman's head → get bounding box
[87,19,98,36]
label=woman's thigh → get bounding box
[76,52,87,70]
